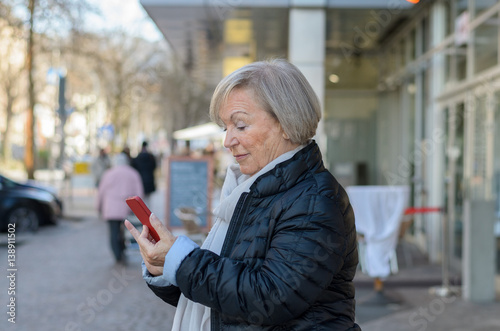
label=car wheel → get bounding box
[7,206,40,232]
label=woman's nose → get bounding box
[223,130,237,149]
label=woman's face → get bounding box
[220,88,299,176]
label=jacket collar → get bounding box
[249,140,324,198]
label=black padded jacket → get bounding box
[148,141,361,330]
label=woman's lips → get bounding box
[234,153,249,162]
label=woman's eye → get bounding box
[235,122,247,131]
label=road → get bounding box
[3,177,497,331]
[0,208,176,331]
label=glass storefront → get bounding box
[445,102,465,263]
[474,0,500,18]
[378,0,500,273]
[324,8,382,186]
[142,0,500,287]
[473,14,498,75]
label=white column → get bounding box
[462,90,497,302]
[288,1,327,163]
[463,200,496,301]
[425,1,446,263]
[414,22,426,251]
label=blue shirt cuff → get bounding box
[163,235,199,286]
[141,236,199,287]
[142,261,172,287]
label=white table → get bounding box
[346,185,410,279]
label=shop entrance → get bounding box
[442,82,500,280]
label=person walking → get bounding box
[125,59,360,330]
[97,153,143,264]
[121,145,133,164]
[91,148,111,187]
[132,141,157,204]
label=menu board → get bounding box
[166,156,213,229]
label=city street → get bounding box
[0,196,175,331]
[2,0,500,329]
[1,182,499,331]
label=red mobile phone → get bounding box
[125,196,160,242]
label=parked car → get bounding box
[0,174,63,232]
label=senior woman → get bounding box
[125,59,360,330]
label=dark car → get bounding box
[0,174,63,232]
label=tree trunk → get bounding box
[1,92,14,162]
[25,0,36,179]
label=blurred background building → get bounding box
[139,0,500,302]
[0,0,498,304]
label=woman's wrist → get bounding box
[162,235,199,286]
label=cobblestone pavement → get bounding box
[2,178,499,331]
[0,214,176,331]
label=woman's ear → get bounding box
[282,131,290,140]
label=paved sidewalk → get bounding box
[354,247,500,330]
[16,177,500,330]
[0,207,175,331]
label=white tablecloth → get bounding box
[346,185,410,278]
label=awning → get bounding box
[173,122,224,141]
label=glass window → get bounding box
[468,94,496,202]
[407,78,416,165]
[325,53,379,90]
[447,0,468,85]
[445,52,452,85]
[474,0,499,19]
[388,47,397,74]
[378,50,389,78]
[409,29,416,62]
[422,16,430,54]
[421,69,430,137]
[470,96,488,200]
[407,78,416,207]
[444,0,452,36]
[474,14,499,74]
[447,103,465,261]
[456,48,467,81]
[455,0,469,16]
[445,45,467,84]
[399,39,407,68]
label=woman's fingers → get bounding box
[125,215,174,276]
[125,220,154,246]
[124,220,141,241]
[140,221,151,239]
[149,213,176,244]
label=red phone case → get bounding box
[125,196,160,242]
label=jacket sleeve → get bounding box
[176,193,349,326]
[147,283,182,307]
[144,237,199,306]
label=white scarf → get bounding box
[171,145,305,331]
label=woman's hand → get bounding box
[124,214,177,276]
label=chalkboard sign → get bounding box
[166,156,213,230]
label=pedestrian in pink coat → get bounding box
[97,152,144,263]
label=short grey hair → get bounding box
[209,59,321,145]
[112,153,129,167]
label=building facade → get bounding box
[141,0,500,301]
